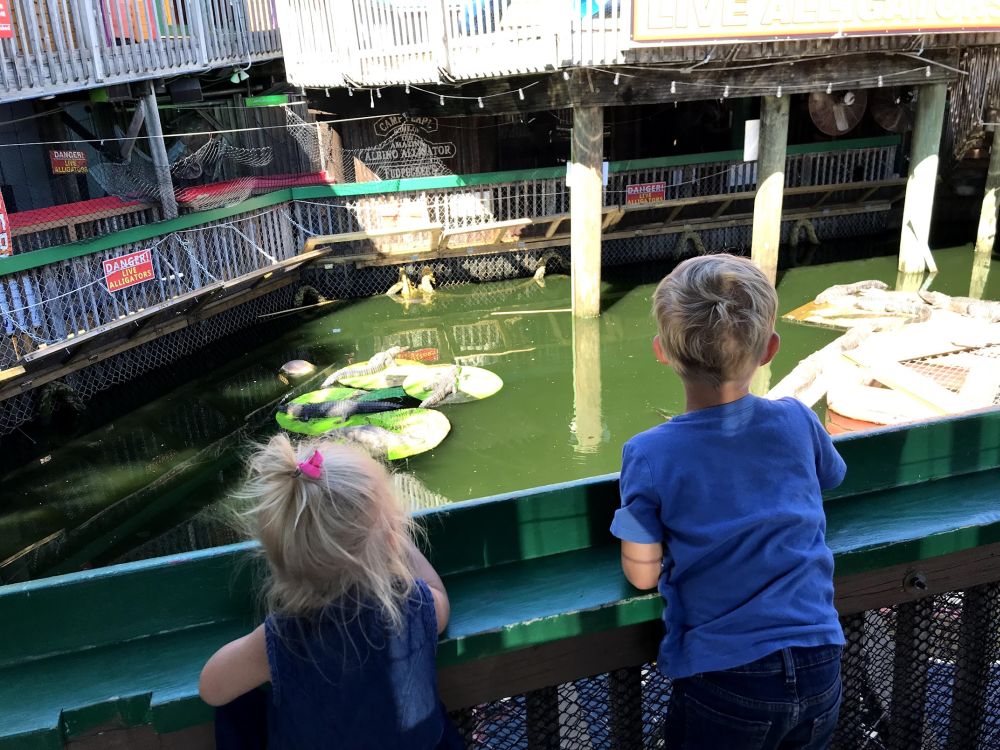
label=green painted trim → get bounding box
[244,94,291,107]
[0,135,901,279]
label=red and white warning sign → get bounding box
[625,181,667,205]
[0,192,10,258]
[0,0,12,40]
[103,249,155,292]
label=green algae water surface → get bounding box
[0,246,997,579]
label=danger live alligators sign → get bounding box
[0,192,9,257]
[104,250,155,292]
[0,0,12,39]
[49,150,89,175]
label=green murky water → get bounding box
[1,244,998,580]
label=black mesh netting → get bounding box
[449,585,1000,749]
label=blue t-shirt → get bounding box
[611,395,846,679]
[264,579,463,749]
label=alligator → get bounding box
[333,424,399,456]
[418,365,460,408]
[385,269,414,298]
[322,346,409,387]
[852,296,932,323]
[919,291,1000,322]
[277,398,403,422]
[418,267,436,295]
[815,280,889,304]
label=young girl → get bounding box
[199,434,463,749]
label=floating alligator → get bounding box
[323,346,409,387]
[920,291,1000,322]
[276,398,403,422]
[814,280,889,304]
[418,365,459,408]
[385,269,415,298]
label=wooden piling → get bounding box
[751,95,790,287]
[141,83,178,220]
[975,127,1000,257]
[899,83,947,274]
[571,316,603,452]
[570,105,604,318]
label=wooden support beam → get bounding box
[309,51,958,119]
[545,216,567,239]
[570,105,603,318]
[975,127,1000,256]
[751,95,790,286]
[140,83,178,220]
[711,198,733,218]
[899,82,947,273]
[601,208,625,231]
[666,205,683,223]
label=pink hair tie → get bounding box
[297,450,324,480]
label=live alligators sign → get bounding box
[103,250,155,292]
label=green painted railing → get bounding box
[1,408,998,748]
[0,136,900,279]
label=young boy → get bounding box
[612,254,846,749]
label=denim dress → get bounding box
[263,579,463,749]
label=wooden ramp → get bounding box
[308,177,906,268]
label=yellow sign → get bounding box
[632,0,1000,44]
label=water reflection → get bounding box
[570,316,606,454]
[971,251,992,300]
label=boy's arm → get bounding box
[612,442,666,590]
[801,400,847,489]
[199,624,271,707]
[621,540,663,590]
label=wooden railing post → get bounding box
[428,0,452,79]
[140,83,179,219]
[188,0,210,67]
[525,686,560,750]
[609,667,643,749]
[79,0,107,82]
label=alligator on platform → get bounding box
[277,398,403,422]
[418,365,460,408]
[323,346,409,387]
[920,291,1000,322]
[814,280,889,304]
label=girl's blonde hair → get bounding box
[653,253,777,387]
[237,433,415,631]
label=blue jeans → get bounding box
[664,645,843,750]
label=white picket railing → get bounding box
[277,0,631,89]
[0,0,282,102]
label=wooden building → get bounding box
[283,1,1000,314]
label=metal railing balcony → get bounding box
[0,0,282,102]
[276,0,630,89]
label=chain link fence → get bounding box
[448,585,1000,749]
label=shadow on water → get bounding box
[1,235,998,580]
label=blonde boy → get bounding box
[612,254,846,749]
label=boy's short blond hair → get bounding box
[653,254,777,387]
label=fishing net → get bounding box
[448,585,1000,749]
